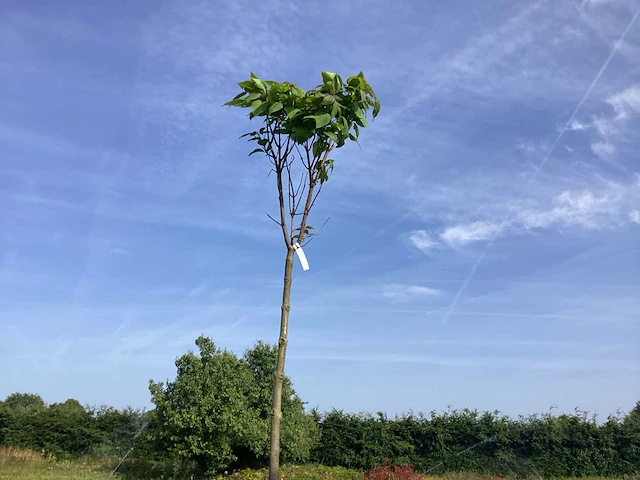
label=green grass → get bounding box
[0,448,633,480]
[0,461,114,479]
[1,461,633,480]
[0,447,113,480]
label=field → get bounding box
[0,447,633,480]
[0,445,113,480]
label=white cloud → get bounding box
[570,85,640,151]
[608,85,640,116]
[382,283,441,302]
[590,141,615,158]
[436,181,639,246]
[440,221,502,245]
[517,189,619,230]
[407,230,437,252]
[568,120,589,131]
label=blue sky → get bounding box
[1,0,639,419]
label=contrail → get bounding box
[442,3,640,326]
[217,299,272,335]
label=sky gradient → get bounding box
[1,0,639,419]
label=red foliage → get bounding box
[363,462,422,480]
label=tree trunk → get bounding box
[269,246,295,480]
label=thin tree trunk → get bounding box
[269,246,295,480]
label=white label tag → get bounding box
[293,242,310,271]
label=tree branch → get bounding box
[301,217,330,248]
[266,214,282,226]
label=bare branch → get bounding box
[309,182,323,211]
[267,119,291,248]
[317,216,331,234]
[276,168,292,248]
[286,161,295,237]
[293,143,336,245]
[293,172,307,214]
[266,213,282,226]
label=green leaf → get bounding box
[251,76,267,93]
[336,119,348,136]
[332,75,341,93]
[322,94,336,105]
[224,98,247,107]
[321,72,336,85]
[253,101,270,116]
[251,100,263,113]
[373,98,381,117]
[239,80,260,93]
[312,140,323,157]
[292,126,313,143]
[286,108,301,118]
[331,102,340,117]
[325,130,338,142]
[268,102,284,114]
[314,113,332,128]
[248,148,263,156]
[245,92,263,102]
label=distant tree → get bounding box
[50,398,85,414]
[43,398,95,456]
[243,341,319,466]
[149,336,317,475]
[88,405,149,457]
[225,70,379,480]
[0,396,97,457]
[2,392,45,410]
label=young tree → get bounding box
[225,71,379,479]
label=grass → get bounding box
[0,448,634,480]
[211,470,634,480]
[0,445,114,479]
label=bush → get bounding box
[363,462,421,480]
[212,464,363,480]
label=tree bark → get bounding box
[269,246,295,480]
